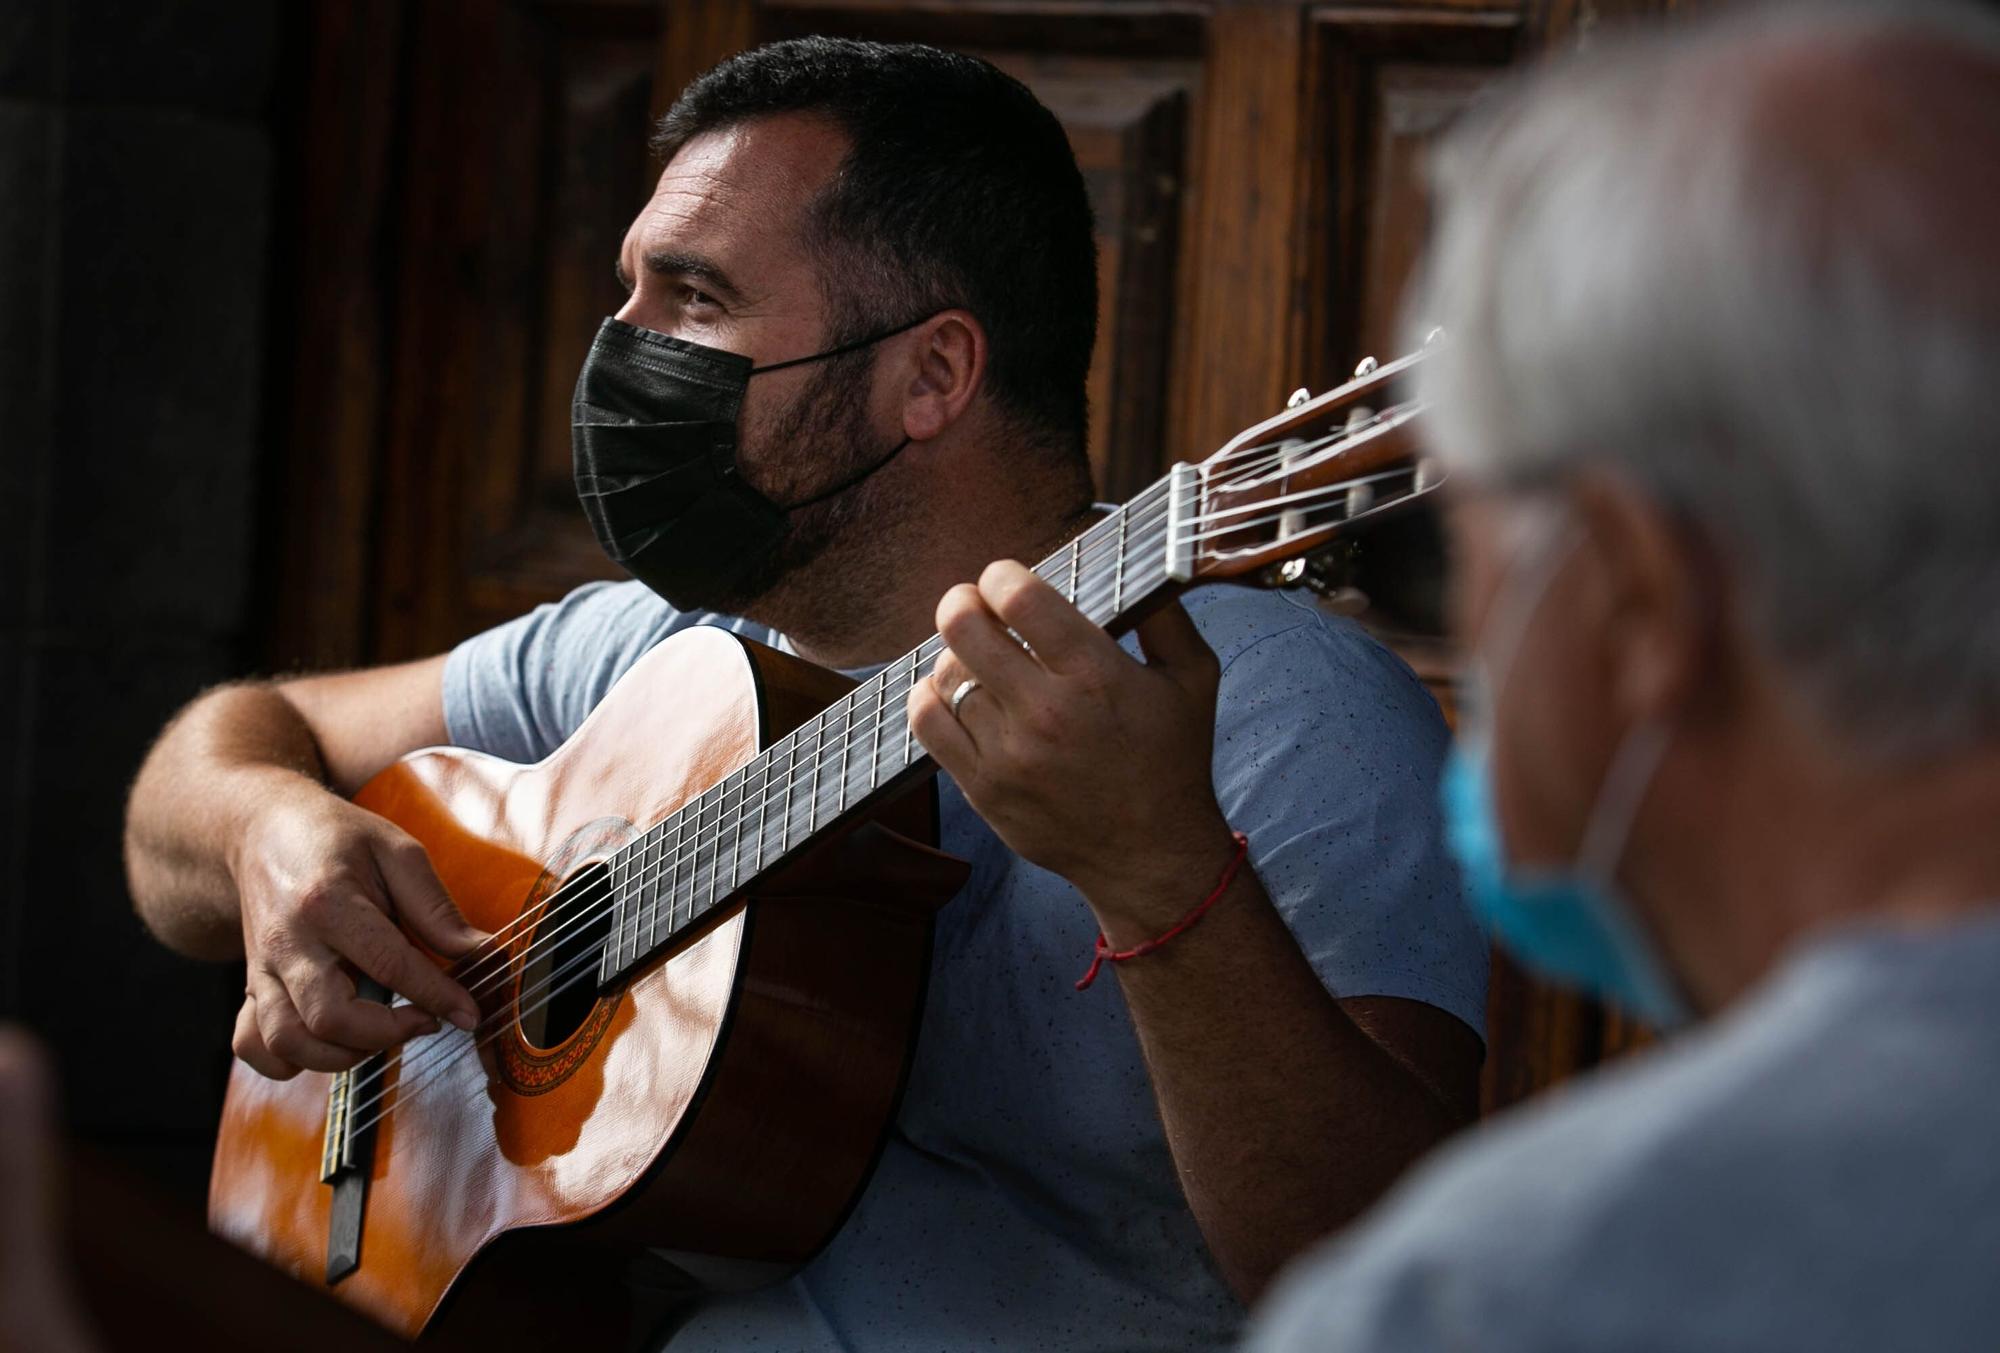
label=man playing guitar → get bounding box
[125,39,1486,1349]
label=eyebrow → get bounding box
[614,249,745,305]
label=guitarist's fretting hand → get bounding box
[912,559,1238,922]
[912,559,1476,1304]
[126,657,488,1080]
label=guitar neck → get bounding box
[594,466,1198,987]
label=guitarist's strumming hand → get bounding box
[910,559,1240,947]
[228,782,485,1081]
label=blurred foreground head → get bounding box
[1422,0,2000,759]
[1412,2,2000,1016]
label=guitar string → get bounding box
[339,536,1158,1122]
[379,487,1172,1017]
[333,429,1410,1126]
[341,412,1382,1025]
[350,410,1394,1002]
[338,470,1394,1135]
[386,482,1180,1012]
[336,495,1178,1117]
[1169,470,1424,548]
[342,464,1401,1126]
[1172,465,1421,533]
[343,458,1398,1127]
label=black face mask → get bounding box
[571,315,923,610]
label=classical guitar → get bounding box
[208,343,1443,1342]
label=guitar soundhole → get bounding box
[516,872,616,1053]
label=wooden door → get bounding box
[268,0,1699,1119]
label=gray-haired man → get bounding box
[1248,3,2000,1349]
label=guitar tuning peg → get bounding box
[1287,387,1312,409]
[1353,356,1379,377]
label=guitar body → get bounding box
[209,626,968,1343]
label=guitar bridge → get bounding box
[321,978,390,1284]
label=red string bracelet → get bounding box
[1075,831,1251,991]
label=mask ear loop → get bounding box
[1468,511,1586,715]
[747,311,940,511]
[748,312,934,375]
[776,435,915,513]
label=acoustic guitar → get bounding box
[207,343,1443,1342]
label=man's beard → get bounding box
[697,346,891,620]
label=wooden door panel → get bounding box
[1307,9,1520,382]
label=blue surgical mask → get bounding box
[1440,516,1690,1028]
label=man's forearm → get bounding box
[124,683,328,959]
[1097,863,1469,1305]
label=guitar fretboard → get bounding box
[595,468,1195,986]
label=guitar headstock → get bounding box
[1188,332,1444,587]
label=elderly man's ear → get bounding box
[1569,473,1720,730]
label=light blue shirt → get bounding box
[444,578,1488,1351]
[1248,910,2000,1353]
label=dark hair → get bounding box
[654,37,1098,464]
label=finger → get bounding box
[248,968,365,1074]
[935,581,1041,699]
[979,559,1116,675]
[373,834,487,960]
[285,950,441,1052]
[927,647,976,707]
[908,670,980,774]
[1135,599,1220,689]
[230,994,295,1081]
[335,897,479,1032]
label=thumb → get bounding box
[1136,600,1216,683]
[374,835,487,959]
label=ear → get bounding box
[898,309,988,443]
[1569,472,1712,726]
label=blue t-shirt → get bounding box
[444,578,1488,1351]
[1247,909,2000,1353]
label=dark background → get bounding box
[1,0,1694,1216]
[2,0,289,1199]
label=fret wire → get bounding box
[1113,506,1127,618]
[619,825,637,971]
[727,768,743,899]
[641,804,658,957]
[776,733,792,857]
[807,713,823,834]
[697,785,717,916]
[827,701,847,818]
[667,805,684,940]
[868,675,884,793]
[610,837,627,973]
[750,751,768,883]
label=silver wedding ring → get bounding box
[949,678,982,719]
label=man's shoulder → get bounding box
[1181,585,1437,703]
[1251,927,2000,1351]
[443,579,783,762]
